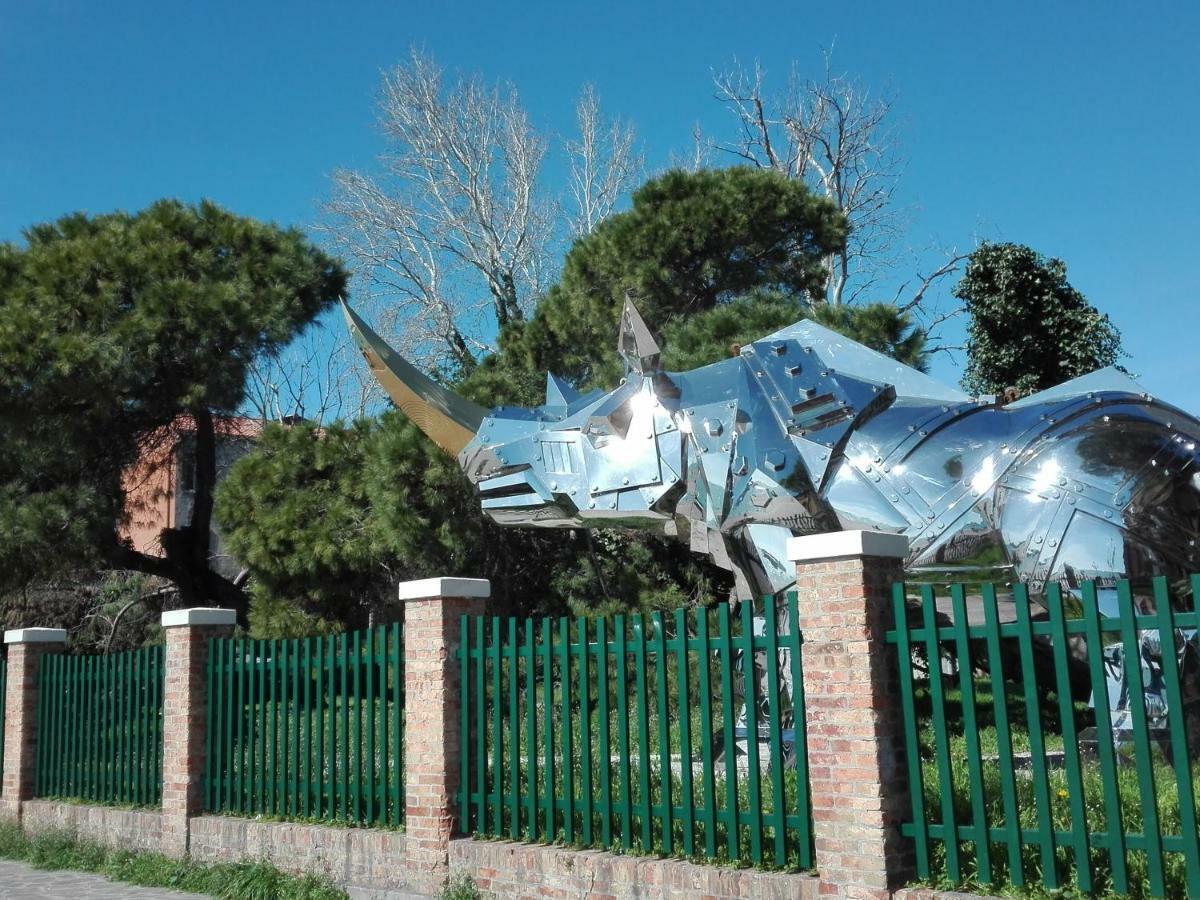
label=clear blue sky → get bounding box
[3,1,1198,410]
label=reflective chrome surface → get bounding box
[458,305,1200,602]
[349,299,1200,732]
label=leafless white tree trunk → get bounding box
[712,52,931,308]
[325,49,553,374]
[565,85,642,237]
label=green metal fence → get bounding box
[888,576,1200,898]
[204,624,404,826]
[458,596,813,869]
[35,645,165,806]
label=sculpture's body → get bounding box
[344,300,1200,609]
[344,299,1200,736]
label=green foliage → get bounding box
[661,290,928,372]
[806,301,928,371]
[0,199,347,611]
[660,290,808,371]
[501,167,846,388]
[0,823,347,899]
[217,412,569,621]
[215,418,388,626]
[441,870,483,900]
[955,242,1125,396]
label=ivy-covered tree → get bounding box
[955,242,1125,396]
[0,200,347,617]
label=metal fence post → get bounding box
[787,530,913,899]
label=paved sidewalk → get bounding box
[0,860,206,899]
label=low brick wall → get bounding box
[189,816,413,893]
[21,799,163,854]
[449,837,823,900]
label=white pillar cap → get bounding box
[397,577,491,601]
[4,627,68,645]
[787,530,910,562]
[161,608,238,628]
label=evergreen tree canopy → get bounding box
[501,167,847,389]
[0,200,347,614]
[955,242,1125,396]
[659,290,927,372]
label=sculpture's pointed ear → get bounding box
[545,372,580,409]
[617,294,662,375]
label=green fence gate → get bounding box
[35,645,165,806]
[458,595,813,869]
[888,576,1200,898]
[204,624,404,826]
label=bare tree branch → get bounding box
[323,48,553,374]
[565,85,643,237]
[711,51,907,306]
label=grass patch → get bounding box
[0,820,347,899]
[910,677,1197,899]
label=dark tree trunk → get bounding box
[108,408,251,623]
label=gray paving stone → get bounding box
[0,859,206,899]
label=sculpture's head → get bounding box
[342,299,686,532]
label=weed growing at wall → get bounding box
[0,822,347,899]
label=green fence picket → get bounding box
[579,615,593,846]
[528,619,542,840]
[1159,578,1200,895]
[542,618,555,842]
[717,602,739,861]
[560,617,574,843]
[491,616,502,834]
[1117,581,1165,895]
[920,585,960,881]
[596,616,611,847]
[652,610,672,855]
[634,614,651,853]
[614,615,631,851]
[676,608,695,858]
[787,591,813,870]
[1046,584,1092,891]
[740,599,764,864]
[981,584,1023,886]
[696,608,716,859]
[763,596,786,867]
[507,618,519,839]
[950,584,991,884]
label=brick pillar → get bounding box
[401,576,489,895]
[787,530,913,899]
[1,628,67,820]
[160,608,236,857]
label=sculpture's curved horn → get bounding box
[341,300,486,455]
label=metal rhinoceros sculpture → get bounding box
[344,298,1200,605]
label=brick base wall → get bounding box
[449,838,823,900]
[21,800,163,854]
[8,800,997,899]
[185,817,413,893]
